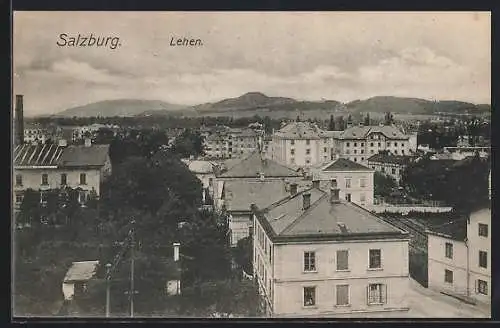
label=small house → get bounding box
[62,260,99,300]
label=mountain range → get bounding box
[53,92,490,118]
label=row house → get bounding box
[311,158,375,206]
[13,139,112,209]
[252,186,411,317]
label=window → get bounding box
[387,142,391,147]
[477,279,488,295]
[369,249,381,269]
[79,173,87,185]
[478,223,488,237]
[306,159,310,164]
[354,150,357,154]
[361,143,364,147]
[78,191,87,204]
[336,250,349,271]
[306,149,311,155]
[394,143,398,147]
[61,173,67,185]
[303,287,316,306]
[306,140,310,145]
[479,251,487,268]
[378,142,381,147]
[336,285,350,306]
[323,147,327,153]
[360,178,367,188]
[360,193,366,204]
[40,192,47,204]
[367,284,386,304]
[370,150,374,154]
[394,150,398,154]
[15,174,23,186]
[346,142,350,147]
[354,142,357,147]
[370,142,374,147]
[41,174,48,185]
[445,269,453,283]
[445,243,453,259]
[291,140,295,145]
[345,178,351,188]
[291,149,295,155]
[354,158,357,162]
[402,150,405,155]
[15,193,23,204]
[391,168,396,174]
[346,193,351,202]
[346,149,350,154]
[304,251,316,272]
[361,149,364,154]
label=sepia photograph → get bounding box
[12,11,491,319]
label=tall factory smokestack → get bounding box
[15,95,24,145]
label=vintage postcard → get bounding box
[12,11,491,319]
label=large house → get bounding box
[182,159,218,201]
[13,139,112,208]
[311,158,374,206]
[204,126,260,159]
[252,186,411,317]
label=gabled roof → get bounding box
[340,125,408,140]
[186,160,216,174]
[64,261,99,283]
[274,122,330,139]
[426,219,467,242]
[367,153,414,166]
[256,188,407,242]
[321,158,372,171]
[57,145,110,168]
[219,152,301,178]
[14,144,65,167]
[223,180,290,212]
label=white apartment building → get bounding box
[204,127,260,159]
[367,153,415,184]
[311,158,374,206]
[252,187,411,317]
[427,204,491,306]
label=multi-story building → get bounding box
[311,158,374,206]
[24,123,50,144]
[13,139,112,210]
[427,176,491,306]
[367,153,415,184]
[270,122,340,168]
[269,122,412,169]
[338,124,413,165]
[204,126,260,159]
[252,186,411,317]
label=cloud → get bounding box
[50,58,118,84]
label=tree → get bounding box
[296,115,301,122]
[384,112,394,125]
[328,115,335,131]
[172,129,205,158]
[364,113,370,126]
[374,171,397,198]
[336,116,345,131]
[234,236,252,274]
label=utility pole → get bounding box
[105,263,112,317]
[129,220,136,318]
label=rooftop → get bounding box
[321,158,372,171]
[256,188,407,242]
[426,218,467,242]
[274,122,329,140]
[367,153,415,166]
[64,261,99,283]
[14,143,110,168]
[340,125,408,140]
[223,180,290,212]
[219,151,301,178]
[186,160,217,174]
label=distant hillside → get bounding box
[55,99,186,117]
[346,96,490,114]
[192,92,297,112]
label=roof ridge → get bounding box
[349,201,408,234]
[280,190,328,235]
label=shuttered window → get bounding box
[336,285,349,306]
[336,250,349,271]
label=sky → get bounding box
[13,11,491,116]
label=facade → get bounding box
[367,153,415,184]
[62,261,99,300]
[204,126,260,159]
[338,124,413,165]
[311,158,374,206]
[270,122,340,168]
[13,140,112,209]
[252,187,411,317]
[427,206,491,306]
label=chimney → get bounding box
[359,122,364,127]
[330,187,340,204]
[290,183,298,196]
[302,193,311,210]
[84,138,92,147]
[312,180,320,189]
[58,139,67,147]
[173,242,180,262]
[15,95,24,145]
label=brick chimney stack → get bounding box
[15,95,24,145]
[290,183,298,196]
[303,193,311,210]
